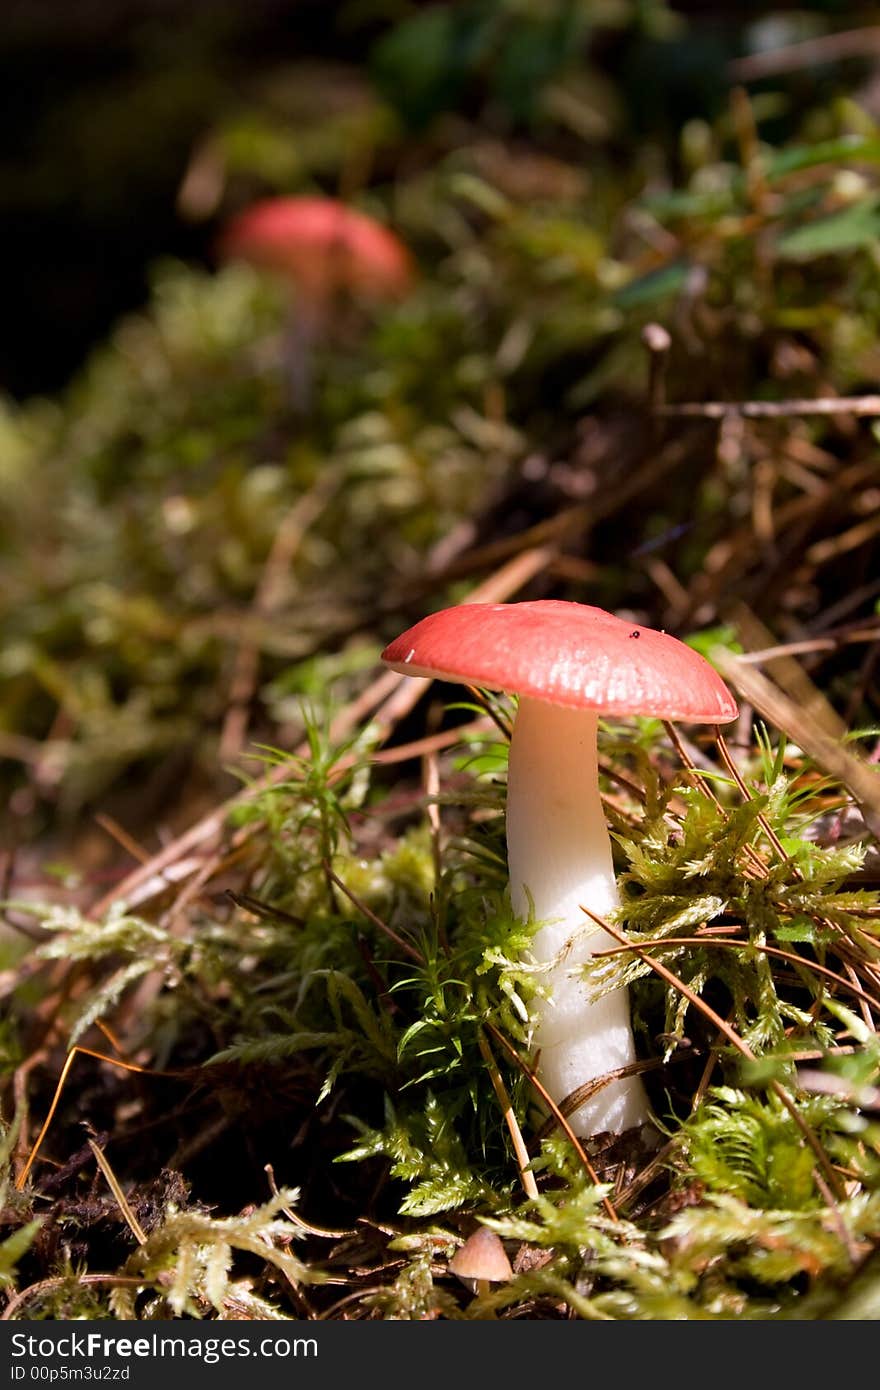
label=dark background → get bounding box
[3,0,871,400]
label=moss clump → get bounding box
[4,703,880,1320]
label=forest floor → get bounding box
[3,4,880,1321]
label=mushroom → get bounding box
[449,1227,513,1296]
[382,600,738,1138]
[218,195,414,407]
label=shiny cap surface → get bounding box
[382,600,738,722]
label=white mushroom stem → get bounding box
[506,696,649,1136]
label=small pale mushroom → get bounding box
[449,1226,513,1296]
[382,600,738,1138]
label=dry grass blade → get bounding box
[88,1139,147,1245]
[264,1163,355,1238]
[660,395,880,419]
[714,727,793,866]
[593,936,880,1015]
[369,719,493,766]
[321,860,425,965]
[483,1021,618,1221]
[735,628,880,664]
[16,1048,184,1192]
[477,1028,539,1201]
[663,720,768,878]
[93,813,152,865]
[728,26,880,80]
[715,649,880,840]
[1,1275,148,1323]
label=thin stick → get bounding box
[663,720,767,878]
[592,935,880,1015]
[729,26,880,81]
[735,630,880,663]
[369,718,492,767]
[322,860,424,965]
[554,1056,663,1122]
[88,1140,147,1245]
[812,1167,862,1265]
[94,1019,126,1057]
[642,323,671,415]
[225,890,305,928]
[16,1047,184,1192]
[660,395,880,420]
[484,1021,618,1222]
[93,813,152,865]
[477,1028,539,1200]
[15,1049,78,1191]
[714,727,794,867]
[2,1274,147,1322]
[264,1163,355,1238]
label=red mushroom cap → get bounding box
[218,195,414,301]
[381,600,738,723]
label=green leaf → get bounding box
[370,4,496,129]
[0,1220,42,1286]
[613,260,689,309]
[776,198,880,261]
[492,7,584,124]
[773,915,816,944]
[766,136,880,181]
[684,625,743,660]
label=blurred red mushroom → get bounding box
[220,196,414,301]
[218,195,414,408]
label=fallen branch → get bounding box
[660,395,880,420]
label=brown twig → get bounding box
[477,1028,539,1201]
[729,26,880,81]
[93,813,152,866]
[2,1274,148,1322]
[16,1047,186,1192]
[592,935,880,1015]
[641,322,671,417]
[660,395,880,420]
[483,1021,618,1222]
[321,860,424,965]
[88,1139,148,1245]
